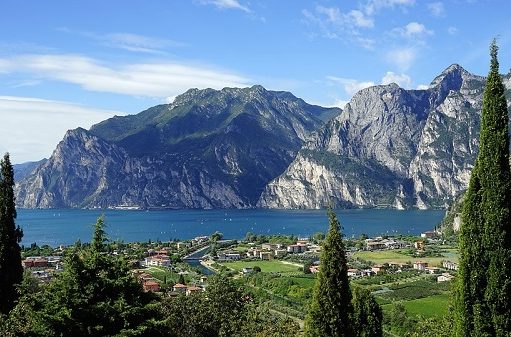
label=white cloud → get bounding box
[392,22,433,38]
[199,0,251,13]
[416,84,430,90]
[448,26,458,35]
[427,2,445,17]
[57,28,183,54]
[386,47,416,71]
[0,54,251,98]
[327,76,375,95]
[347,10,374,28]
[101,33,184,53]
[0,96,125,163]
[302,6,374,48]
[381,71,412,88]
[364,0,416,15]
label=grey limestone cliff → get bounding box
[258,65,509,209]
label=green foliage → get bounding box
[455,40,511,336]
[4,216,164,337]
[304,208,355,337]
[0,153,24,314]
[163,274,246,337]
[352,287,383,337]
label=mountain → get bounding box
[13,159,47,183]
[15,86,339,209]
[258,65,511,209]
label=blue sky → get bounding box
[1,0,510,163]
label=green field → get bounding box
[402,293,451,317]
[353,249,458,267]
[219,260,303,274]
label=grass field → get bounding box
[219,260,302,274]
[353,249,458,267]
[401,293,451,318]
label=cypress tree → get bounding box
[0,153,24,314]
[454,40,511,336]
[304,208,354,337]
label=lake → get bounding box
[17,208,446,247]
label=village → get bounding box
[20,228,459,295]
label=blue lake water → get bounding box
[17,208,446,247]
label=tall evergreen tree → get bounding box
[455,40,511,336]
[304,208,354,337]
[0,153,24,314]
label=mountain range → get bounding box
[14,65,511,209]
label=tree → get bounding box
[304,208,354,337]
[6,216,165,337]
[0,153,24,314]
[455,40,511,336]
[352,287,382,337]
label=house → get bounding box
[248,248,262,258]
[347,268,360,277]
[442,260,458,271]
[225,253,242,260]
[413,261,428,271]
[259,251,272,260]
[145,255,171,267]
[366,240,386,251]
[143,280,160,292]
[383,239,407,249]
[242,267,254,274]
[218,252,242,261]
[287,244,307,254]
[371,264,386,275]
[186,286,203,296]
[23,257,49,268]
[200,276,208,283]
[421,231,438,239]
[437,273,454,283]
[173,283,187,293]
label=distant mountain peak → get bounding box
[430,63,476,88]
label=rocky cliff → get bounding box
[15,86,338,209]
[258,65,510,209]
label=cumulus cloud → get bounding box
[416,84,430,90]
[0,54,251,98]
[427,2,445,17]
[0,96,125,163]
[327,76,375,95]
[199,0,251,13]
[392,22,433,38]
[381,71,412,88]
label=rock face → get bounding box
[15,86,338,209]
[258,65,511,209]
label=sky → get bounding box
[1,0,510,163]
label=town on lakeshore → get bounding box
[21,226,458,310]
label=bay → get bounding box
[17,208,446,247]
